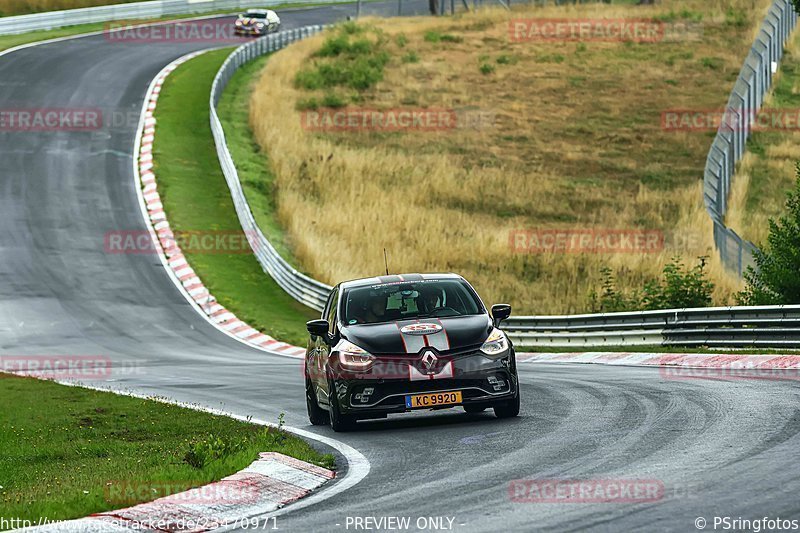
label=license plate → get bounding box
[405,391,462,409]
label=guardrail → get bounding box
[506,305,800,348]
[210,27,333,312]
[704,0,797,275]
[0,0,342,36]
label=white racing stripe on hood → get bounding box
[397,320,450,354]
[426,322,450,351]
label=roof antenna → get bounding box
[383,248,389,276]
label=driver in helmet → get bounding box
[418,286,441,314]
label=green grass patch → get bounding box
[295,23,389,92]
[0,374,333,526]
[736,30,800,244]
[423,30,462,43]
[153,49,317,346]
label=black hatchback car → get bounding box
[305,273,519,431]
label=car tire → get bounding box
[493,388,520,419]
[463,404,486,414]
[327,377,357,432]
[306,376,328,426]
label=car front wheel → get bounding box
[493,388,520,419]
[327,377,357,432]
[306,376,328,426]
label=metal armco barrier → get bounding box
[0,0,342,35]
[210,27,333,312]
[506,306,800,348]
[705,0,797,275]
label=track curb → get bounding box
[20,452,334,532]
[132,50,306,359]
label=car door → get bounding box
[315,285,339,405]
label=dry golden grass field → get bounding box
[249,0,775,314]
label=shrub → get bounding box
[479,63,495,75]
[321,92,346,108]
[296,24,389,92]
[424,31,442,43]
[402,51,419,64]
[424,31,461,43]
[738,164,800,305]
[496,54,517,65]
[590,257,714,312]
[184,434,244,469]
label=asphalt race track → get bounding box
[1,2,800,531]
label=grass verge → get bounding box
[0,374,333,526]
[217,54,302,265]
[726,30,800,246]
[152,49,317,347]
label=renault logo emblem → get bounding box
[421,350,437,372]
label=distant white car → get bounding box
[234,9,281,36]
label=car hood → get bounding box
[341,315,492,356]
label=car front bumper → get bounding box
[234,26,264,35]
[330,351,518,417]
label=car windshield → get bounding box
[342,279,482,325]
[246,12,268,18]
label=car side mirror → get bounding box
[306,319,329,339]
[491,304,512,327]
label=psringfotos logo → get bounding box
[0,355,111,379]
[509,229,664,254]
[509,478,664,503]
[104,480,259,506]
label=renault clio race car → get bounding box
[234,9,280,36]
[305,273,520,431]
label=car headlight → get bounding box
[256,22,265,28]
[480,328,509,357]
[336,340,375,372]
